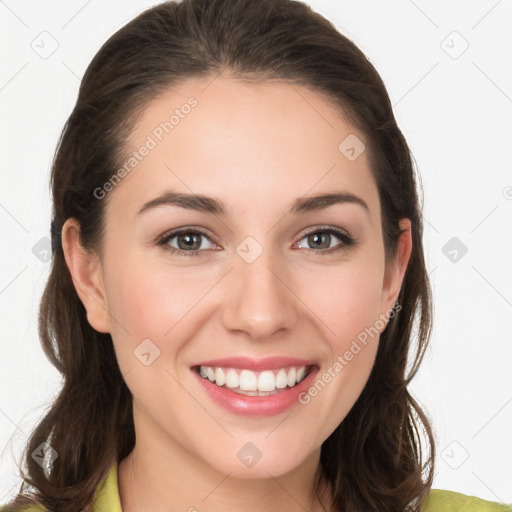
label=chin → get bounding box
[199,437,314,480]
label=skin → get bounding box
[62,74,412,512]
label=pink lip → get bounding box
[191,356,317,372]
[191,362,320,417]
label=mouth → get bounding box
[190,358,320,417]
[191,364,315,396]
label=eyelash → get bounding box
[155,226,357,257]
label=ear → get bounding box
[61,218,110,333]
[380,218,413,316]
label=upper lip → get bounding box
[192,356,318,372]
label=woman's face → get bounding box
[66,75,411,478]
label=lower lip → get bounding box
[192,366,319,417]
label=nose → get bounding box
[221,245,299,341]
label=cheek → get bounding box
[104,252,220,360]
[294,262,383,422]
[297,268,383,442]
[106,263,168,341]
[302,260,384,350]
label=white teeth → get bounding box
[258,371,276,392]
[225,368,239,388]
[239,369,258,391]
[215,367,226,386]
[287,367,296,387]
[197,365,310,392]
[275,369,288,389]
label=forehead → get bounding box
[107,75,380,223]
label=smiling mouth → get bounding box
[192,364,315,396]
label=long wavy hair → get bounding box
[2,0,435,510]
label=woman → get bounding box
[1,0,510,511]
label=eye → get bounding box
[156,226,357,257]
[156,228,217,256]
[295,227,356,254]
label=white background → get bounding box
[1,0,511,506]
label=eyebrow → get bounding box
[136,190,370,217]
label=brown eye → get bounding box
[175,232,203,251]
[157,229,216,256]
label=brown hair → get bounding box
[1,0,435,510]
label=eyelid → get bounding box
[297,224,351,240]
[156,226,216,244]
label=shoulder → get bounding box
[1,461,120,512]
[422,489,512,511]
